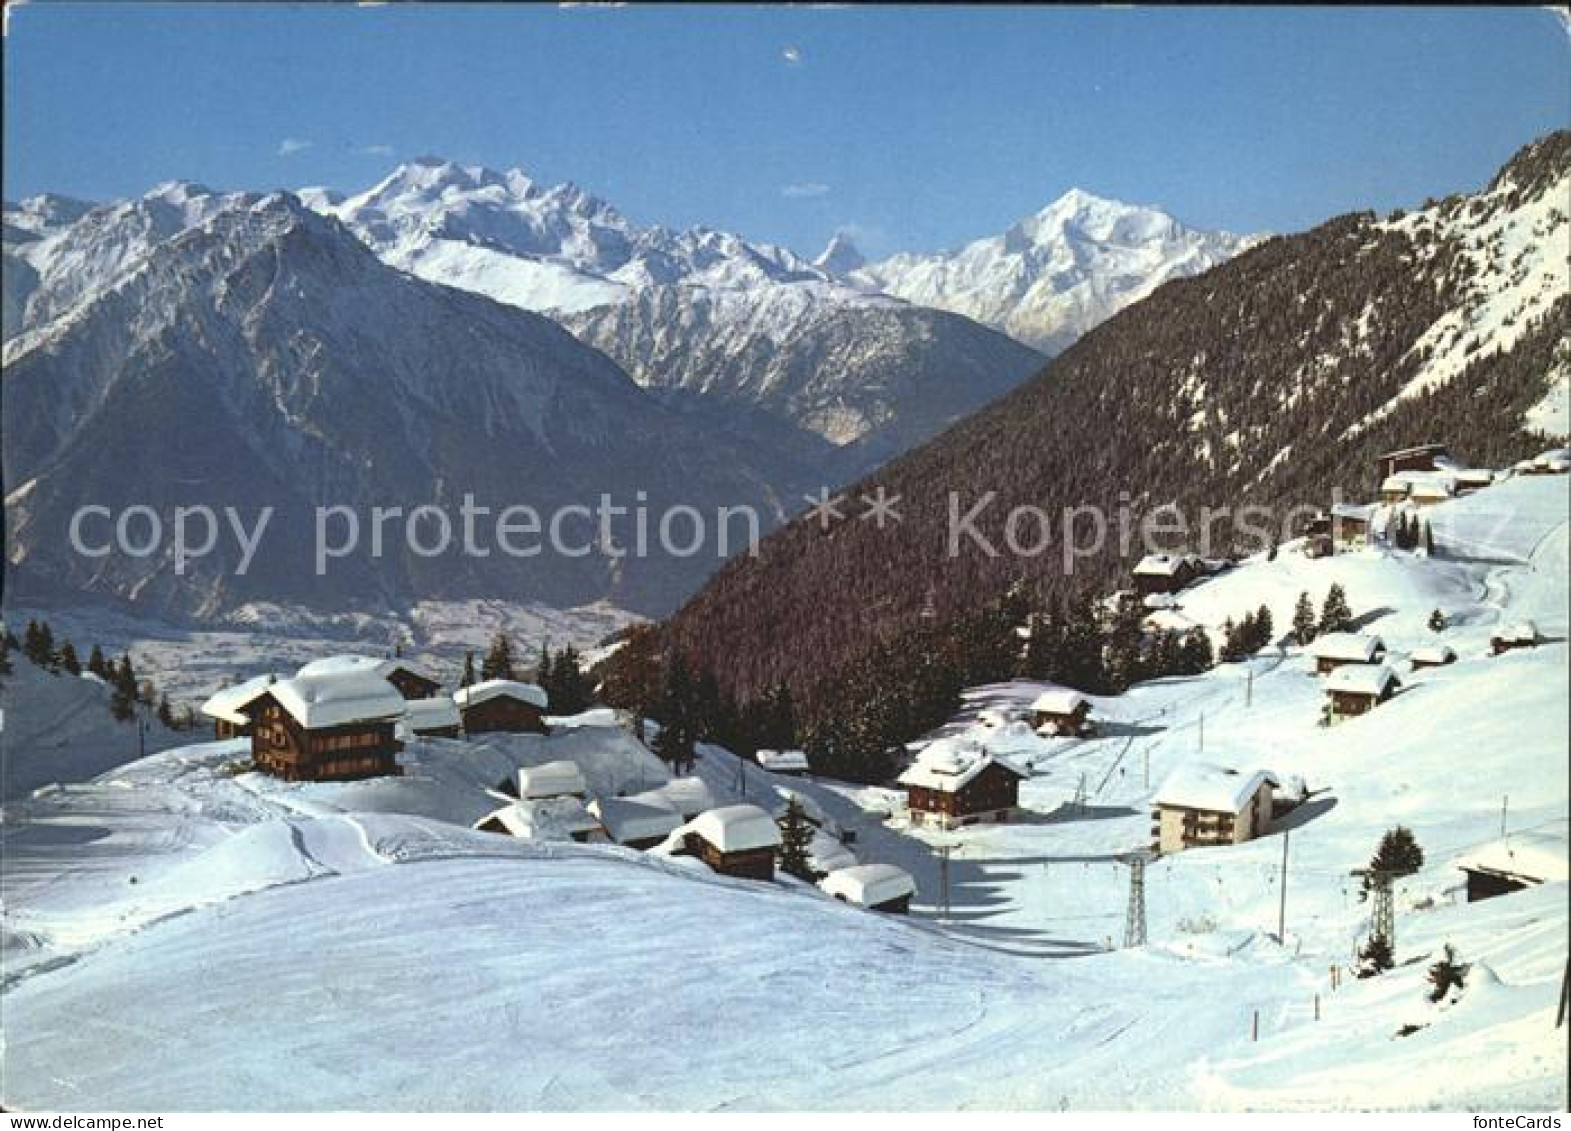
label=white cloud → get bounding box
[357,143,395,157]
[276,138,313,157]
[782,44,803,65]
[781,181,830,199]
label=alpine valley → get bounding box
[3,158,1252,627]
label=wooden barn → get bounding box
[1030,688,1094,737]
[1308,632,1386,675]
[295,654,442,701]
[1376,443,1450,482]
[1131,553,1202,597]
[1151,763,1278,854]
[683,804,781,881]
[249,670,407,782]
[453,679,549,734]
[1408,478,1455,508]
[1490,621,1539,655]
[1457,832,1569,902]
[199,672,284,739]
[1323,663,1400,722]
[820,863,916,914]
[898,741,1027,830]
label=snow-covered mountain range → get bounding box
[2,192,797,620]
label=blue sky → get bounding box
[5,4,1568,258]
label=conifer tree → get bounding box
[87,644,109,679]
[1423,520,1436,557]
[459,650,477,688]
[1292,592,1318,646]
[156,695,176,728]
[777,796,816,882]
[1319,583,1353,635]
[1356,934,1394,978]
[652,650,697,773]
[1178,628,1214,675]
[0,632,11,677]
[1427,609,1447,634]
[480,632,516,681]
[1254,603,1274,649]
[57,641,81,676]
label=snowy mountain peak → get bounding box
[813,231,866,275]
[851,191,1256,353]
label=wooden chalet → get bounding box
[591,796,683,850]
[1308,632,1386,675]
[1330,503,1375,552]
[683,804,781,881]
[1151,763,1277,854]
[249,670,407,782]
[1323,663,1400,723]
[295,654,442,701]
[1452,468,1495,496]
[1409,644,1457,671]
[1301,512,1333,559]
[1522,448,1571,476]
[453,679,549,734]
[1030,687,1094,737]
[399,696,461,739]
[820,863,916,914]
[898,741,1027,829]
[1131,553,1202,597]
[1376,443,1450,482]
[474,796,602,843]
[1490,621,1539,655]
[199,672,284,739]
[1457,832,1569,902]
[755,748,811,776]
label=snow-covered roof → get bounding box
[1533,448,1570,467]
[810,829,858,874]
[476,796,600,841]
[1410,644,1457,665]
[631,777,717,819]
[264,670,408,730]
[590,796,683,845]
[1492,621,1539,644]
[1454,468,1495,485]
[401,696,460,732]
[688,804,781,853]
[1379,443,1449,461]
[1330,502,1376,521]
[1324,662,1400,697]
[1154,763,1278,814]
[1133,553,1197,577]
[1309,632,1385,663]
[295,654,436,686]
[1409,478,1455,500]
[452,679,548,711]
[897,739,1026,793]
[1457,831,1569,883]
[756,748,810,773]
[820,863,915,907]
[199,672,284,725]
[1030,688,1089,716]
[516,760,587,799]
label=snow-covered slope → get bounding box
[846,189,1258,355]
[0,655,186,801]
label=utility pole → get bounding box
[1143,745,1150,790]
[1072,773,1088,815]
[737,756,746,798]
[1246,668,1254,708]
[1277,830,1290,943]
[936,844,953,920]
[1198,711,1205,754]
[1122,853,1148,948]
[1500,794,1509,839]
[1557,955,1568,1029]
